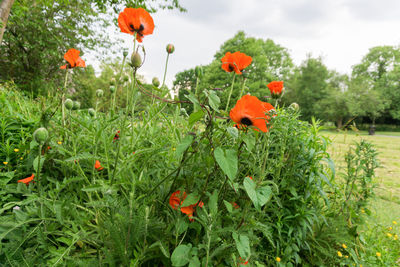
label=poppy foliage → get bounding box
[169,190,204,221]
[221,51,252,75]
[118,8,154,42]
[18,174,35,185]
[267,81,284,96]
[60,48,86,69]
[230,95,274,132]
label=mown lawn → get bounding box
[323,130,400,226]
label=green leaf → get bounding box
[149,241,170,258]
[176,135,194,156]
[243,177,272,211]
[0,171,14,186]
[171,244,192,266]
[214,147,237,181]
[224,200,233,213]
[188,256,201,267]
[243,135,255,151]
[81,186,103,192]
[188,110,205,127]
[204,90,220,112]
[227,127,239,139]
[208,190,218,216]
[232,233,250,259]
[181,192,199,207]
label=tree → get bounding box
[288,56,330,121]
[175,31,294,111]
[352,46,400,121]
[0,0,15,43]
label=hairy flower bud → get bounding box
[110,85,116,93]
[166,44,175,54]
[195,66,203,78]
[131,52,142,68]
[110,78,116,86]
[65,98,73,110]
[96,89,104,98]
[123,49,128,57]
[289,102,299,111]
[33,127,48,144]
[123,75,129,82]
[72,101,81,110]
[152,77,160,87]
[88,108,96,117]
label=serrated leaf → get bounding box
[204,90,220,112]
[214,147,237,181]
[171,244,192,266]
[243,177,272,211]
[208,190,218,216]
[227,127,238,139]
[243,135,255,151]
[223,200,233,213]
[176,135,194,156]
[188,256,201,267]
[33,155,45,174]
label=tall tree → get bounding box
[0,0,15,43]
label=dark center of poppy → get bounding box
[129,24,145,35]
[228,64,235,71]
[240,117,252,126]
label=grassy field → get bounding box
[322,130,400,226]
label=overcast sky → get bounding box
[88,0,400,87]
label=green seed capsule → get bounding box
[33,127,48,144]
[72,101,80,110]
[96,89,104,98]
[65,99,73,110]
[152,77,160,87]
[131,52,142,68]
[88,108,96,117]
[110,86,116,93]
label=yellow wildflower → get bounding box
[393,221,397,225]
[345,255,348,258]
[20,157,23,160]
[337,251,342,257]
[342,243,347,249]
[14,148,19,152]
[376,252,381,257]
[361,209,365,213]
[387,233,393,238]
[394,234,398,240]
[388,226,393,231]
[276,257,281,262]
[3,162,8,165]
[172,147,176,151]
[57,141,62,145]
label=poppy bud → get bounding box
[88,108,96,117]
[96,89,104,98]
[131,52,142,68]
[166,44,175,54]
[33,127,48,144]
[289,102,299,111]
[65,98,74,110]
[72,101,81,110]
[123,75,129,82]
[152,77,160,87]
[110,85,116,93]
[195,66,203,78]
[123,49,128,57]
[110,78,116,86]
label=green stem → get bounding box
[113,56,127,115]
[238,77,247,99]
[193,77,200,112]
[161,53,170,88]
[225,73,236,113]
[61,70,69,140]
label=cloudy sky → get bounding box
[89,0,400,87]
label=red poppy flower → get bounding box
[113,130,120,141]
[238,257,249,265]
[232,202,240,209]
[118,8,154,42]
[169,190,204,221]
[18,174,35,185]
[267,81,284,97]
[230,95,274,132]
[95,160,104,171]
[221,51,252,75]
[60,48,86,69]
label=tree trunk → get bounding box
[336,117,343,130]
[0,0,15,44]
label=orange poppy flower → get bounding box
[238,257,249,265]
[60,48,86,69]
[118,8,154,42]
[267,81,284,97]
[169,190,204,220]
[18,174,35,185]
[230,95,274,132]
[94,160,104,171]
[221,51,252,75]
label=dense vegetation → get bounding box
[1,1,399,266]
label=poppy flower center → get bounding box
[129,23,145,35]
[228,64,235,71]
[240,117,252,126]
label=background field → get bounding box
[323,131,400,227]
